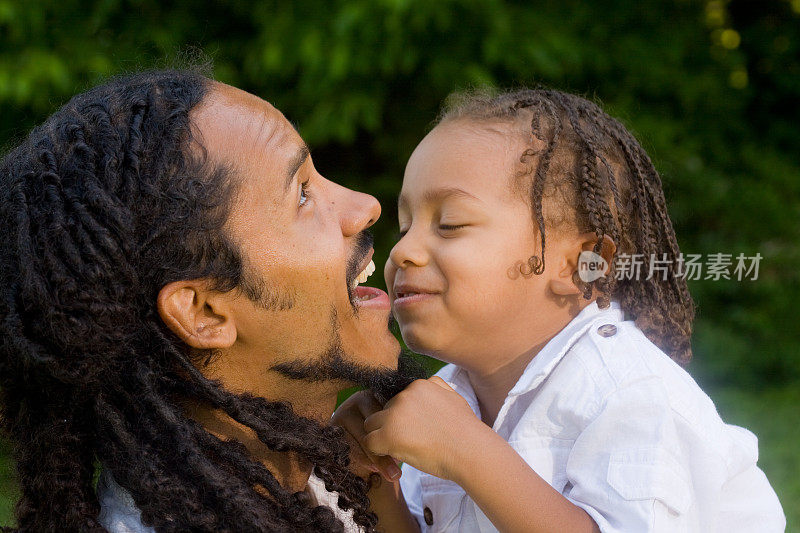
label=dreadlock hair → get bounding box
[437,88,695,365]
[0,69,379,532]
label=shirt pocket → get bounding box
[606,447,693,516]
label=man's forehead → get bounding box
[207,81,280,116]
[191,83,304,190]
[195,82,296,143]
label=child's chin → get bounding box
[398,326,438,357]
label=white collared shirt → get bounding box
[399,301,786,532]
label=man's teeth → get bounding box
[352,259,375,289]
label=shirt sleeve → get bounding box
[562,376,697,532]
[399,463,427,532]
[715,425,786,532]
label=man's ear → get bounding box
[157,280,237,349]
[550,232,616,296]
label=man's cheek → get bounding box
[257,306,333,356]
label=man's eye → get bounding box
[299,180,311,206]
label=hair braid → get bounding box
[510,95,563,275]
[552,92,621,307]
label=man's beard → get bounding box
[270,311,427,405]
[271,227,427,403]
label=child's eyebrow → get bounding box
[398,187,483,209]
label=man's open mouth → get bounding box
[354,285,381,302]
[347,243,390,309]
[351,259,377,301]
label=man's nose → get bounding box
[333,182,381,237]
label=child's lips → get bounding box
[392,292,438,309]
[392,281,441,310]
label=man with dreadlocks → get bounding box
[0,69,427,532]
[332,88,786,532]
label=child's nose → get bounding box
[388,230,428,268]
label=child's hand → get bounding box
[363,376,487,481]
[330,390,404,482]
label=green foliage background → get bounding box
[1,0,798,528]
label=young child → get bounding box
[332,88,786,532]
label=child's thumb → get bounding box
[377,455,402,481]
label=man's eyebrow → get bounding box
[398,187,483,209]
[283,142,310,193]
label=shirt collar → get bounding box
[508,299,623,396]
[443,300,624,409]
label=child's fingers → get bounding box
[428,375,456,392]
[363,426,390,457]
[338,400,400,481]
[373,454,402,481]
[337,411,376,456]
[354,420,401,481]
[341,419,400,480]
[342,431,381,477]
[353,390,384,418]
[363,410,388,434]
[363,410,394,456]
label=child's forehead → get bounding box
[397,185,484,211]
[433,117,525,143]
[399,127,528,211]
[425,118,545,173]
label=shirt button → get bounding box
[597,324,617,337]
[423,506,434,526]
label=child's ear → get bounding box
[549,232,617,296]
[581,233,617,268]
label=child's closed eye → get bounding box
[393,224,467,241]
[439,224,467,233]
